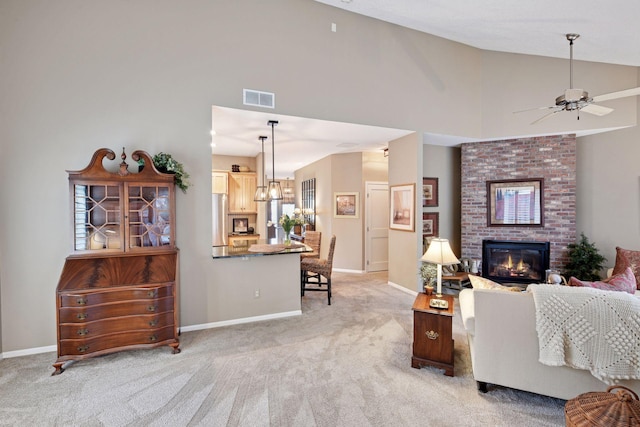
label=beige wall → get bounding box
[295,152,367,271]
[294,150,389,273]
[362,152,389,183]
[1,0,640,353]
[331,153,365,271]
[577,103,640,266]
[422,145,462,256]
[480,50,638,137]
[295,156,333,260]
[388,133,422,292]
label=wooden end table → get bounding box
[442,272,470,290]
[411,293,454,376]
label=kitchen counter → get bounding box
[212,239,311,259]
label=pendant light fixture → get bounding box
[267,120,283,200]
[254,135,268,202]
[283,177,294,203]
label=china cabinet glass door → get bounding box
[73,183,122,251]
[127,184,173,249]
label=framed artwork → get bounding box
[422,212,439,238]
[232,217,249,233]
[334,192,359,218]
[422,177,439,207]
[487,178,544,226]
[390,183,415,231]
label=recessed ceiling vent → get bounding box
[243,89,275,109]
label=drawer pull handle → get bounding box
[77,345,90,353]
[77,329,89,336]
[149,335,157,342]
[426,330,439,340]
[149,319,159,327]
[147,305,157,312]
[147,290,157,298]
[76,298,87,305]
[76,313,88,320]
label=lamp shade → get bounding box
[421,238,459,266]
[254,185,268,201]
[268,181,283,200]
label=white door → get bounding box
[365,182,389,272]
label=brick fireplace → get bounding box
[460,135,576,271]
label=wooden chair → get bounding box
[300,231,321,260]
[301,235,336,305]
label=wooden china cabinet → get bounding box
[53,148,180,375]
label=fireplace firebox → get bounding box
[482,240,550,285]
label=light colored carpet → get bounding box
[0,272,566,426]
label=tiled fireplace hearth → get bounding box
[460,135,577,270]
[482,240,550,285]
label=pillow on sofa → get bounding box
[469,275,522,292]
[568,267,636,294]
[612,247,640,290]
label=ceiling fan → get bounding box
[517,33,640,124]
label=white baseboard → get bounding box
[2,311,303,359]
[180,310,302,333]
[333,268,365,274]
[388,281,418,296]
[3,344,57,359]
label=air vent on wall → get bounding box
[243,89,275,109]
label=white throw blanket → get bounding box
[530,284,640,384]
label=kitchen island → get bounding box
[205,240,311,328]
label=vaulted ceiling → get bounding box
[213,1,640,177]
[315,0,640,66]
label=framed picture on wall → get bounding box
[422,177,438,207]
[487,178,544,226]
[422,212,439,239]
[334,192,359,218]
[390,183,415,231]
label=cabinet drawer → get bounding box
[59,297,174,323]
[59,312,174,339]
[59,285,173,307]
[59,325,176,356]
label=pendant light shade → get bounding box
[254,135,268,202]
[283,177,295,203]
[267,120,283,201]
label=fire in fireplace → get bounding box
[482,240,550,285]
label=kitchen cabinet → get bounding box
[228,172,257,213]
[211,171,228,194]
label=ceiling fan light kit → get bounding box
[516,33,640,124]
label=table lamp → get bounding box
[421,238,460,309]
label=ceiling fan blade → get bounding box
[513,106,557,114]
[581,104,614,116]
[592,87,640,103]
[531,109,562,125]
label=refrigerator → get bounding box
[212,193,228,246]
